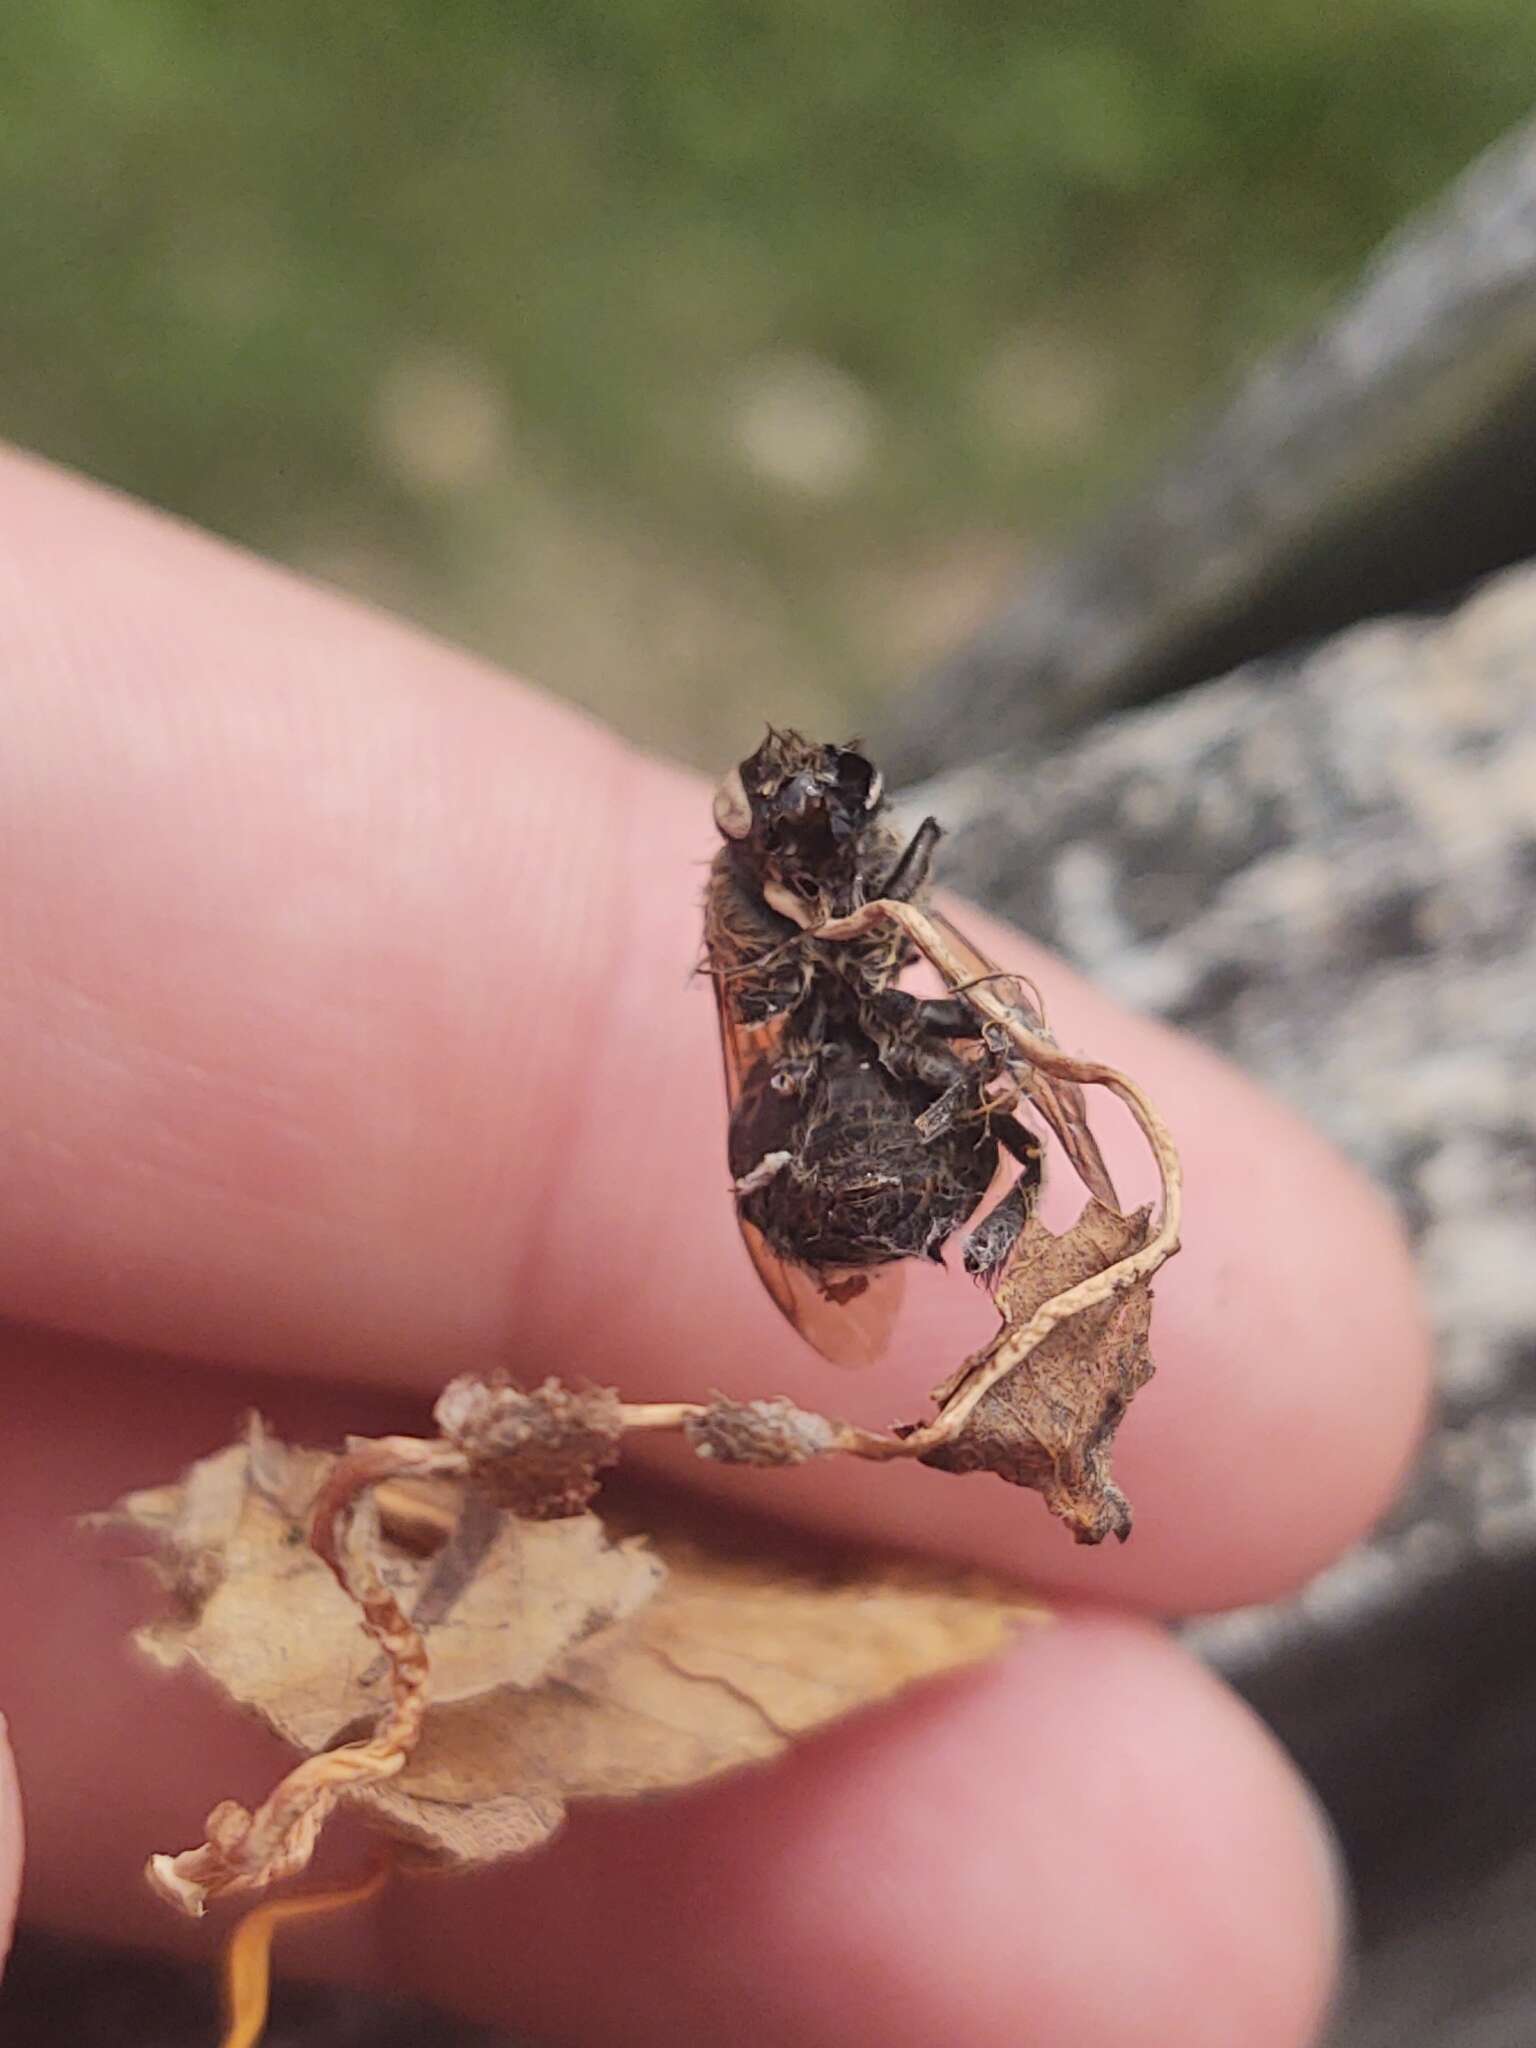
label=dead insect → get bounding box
[703,729,1047,1365]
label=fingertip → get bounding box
[1264,1135,1433,1572]
[391,1616,1343,2048]
[1109,1078,1433,1607]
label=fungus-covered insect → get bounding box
[704,729,1115,1363]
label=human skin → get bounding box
[0,448,1430,2045]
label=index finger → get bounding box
[0,448,1430,1611]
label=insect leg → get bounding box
[961,1118,1044,1280]
[898,994,977,1037]
[860,987,1003,1144]
[879,816,942,902]
[860,985,979,1048]
[734,1149,793,1197]
[860,990,976,1094]
[914,1074,973,1140]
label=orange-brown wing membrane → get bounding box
[711,974,903,1365]
[711,978,783,1113]
[737,1218,904,1367]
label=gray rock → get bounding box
[892,119,1536,780]
[904,560,1536,2045]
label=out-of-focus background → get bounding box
[5,1,1534,763]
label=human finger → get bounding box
[0,448,1429,1610]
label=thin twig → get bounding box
[618,1402,707,1431]
[220,1860,392,2048]
[147,1437,466,1917]
[814,895,1182,1446]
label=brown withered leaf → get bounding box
[113,1427,663,1757]
[354,1528,1036,1866]
[921,1201,1155,1546]
[100,1416,334,1610]
[110,1427,1041,1874]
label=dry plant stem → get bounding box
[616,1403,702,1432]
[220,1861,391,2048]
[925,904,1121,1212]
[620,1401,901,1461]
[148,1437,467,1917]
[815,897,1183,1451]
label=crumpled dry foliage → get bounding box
[110,1423,1040,1878]
[922,1202,1156,1544]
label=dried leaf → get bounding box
[110,1432,662,1750]
[921,1202,1155,1545]
[109,1429,1041,1880]
[354,1526,1036,1868]
[434,1375,624,1519]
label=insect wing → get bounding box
[738,1217,904,1367]
[710,976,903,1365]
[926,907,1123,1215]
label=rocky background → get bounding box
[912,567,1536,2048]
[891,119,1536,2048]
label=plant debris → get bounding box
[682,1394,843,1465]
[434,1374,624,1518]
[219,1863,391,2048]
[920,1202,1157,1543]
[105,1415,1040,1916]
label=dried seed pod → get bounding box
[684,1394,842,1466]
[435,1374,624,1519]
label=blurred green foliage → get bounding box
[3,1,1533,760]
